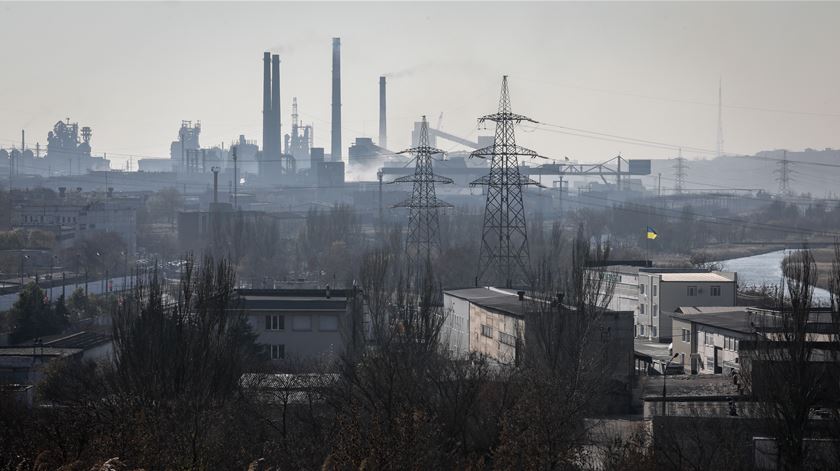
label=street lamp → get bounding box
[662,352,679,416]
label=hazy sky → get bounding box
[1,1,839,170]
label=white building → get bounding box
[594,265,737,342]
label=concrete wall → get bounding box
[248,310,345,362]
[442,293,470,358]
[468,305,522,365]
[695,326,748,374]
[672,317,694,370]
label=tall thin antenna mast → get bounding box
[716,78,724,159]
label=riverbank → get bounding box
[793,247,835,292]
[689,243,791,263]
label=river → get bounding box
[718,249,831,304]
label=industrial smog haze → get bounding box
[1,2,840,470]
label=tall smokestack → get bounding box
[262,52,271,159]
[271,54,281,160]
[379,76,387,149]
[331,37,342,162]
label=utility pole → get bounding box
[232,146,238,209]
[658,173,662,197]
[472,76,542,288]
[391,116,453,286]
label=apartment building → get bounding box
[638,270,737,342]
[594,265,737,342]
[235,288,356,364]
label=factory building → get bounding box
[12,192,141,254]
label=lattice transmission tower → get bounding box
[392,116,453,282]
[673,148,688,194]
[471,76,542,288]
[775,149,793,195]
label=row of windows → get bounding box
[707,333,733,350]
[724,336,740,351]
[637,325,658,337]
[499,331,516,346]
[639,304,658,316]
[640,284,658,296]
[686,285,722,297]
[263,314,338,332]
[22,214,78,224]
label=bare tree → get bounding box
[742,249,839,469]
[494,226,618,469]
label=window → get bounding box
[652,327,658,337]
[710,285,721,296]
[292,315,312,331]
[640,304,645,315]
[319,315,338,332]
[734,339,739,351]
[724,336,731,350]
[499,331,516,346]
[681,328,691,343]
[640,325,646,336]
[640,284,646,295]
[264,314,284,331]
[481,324,493,338]
[652,304,658,317]
[705,332,714,346]
[687,286,697,296]
[270,344,285,360]
[652,285,657,297]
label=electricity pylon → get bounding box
[392,116,453,284]
[471,76,542,289]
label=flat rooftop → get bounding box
[658,272,734,282]
[444,287,525,317]
[235,289,348,311]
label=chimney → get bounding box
[58,187,66,198]
[211,167,220,204]
[517,290,525,301]
[107,187,114,198]
[379,76,387,149]
[271,54,281,161]
[325,284,331,299]
[331,38,342,162]
[262,52,271,160]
